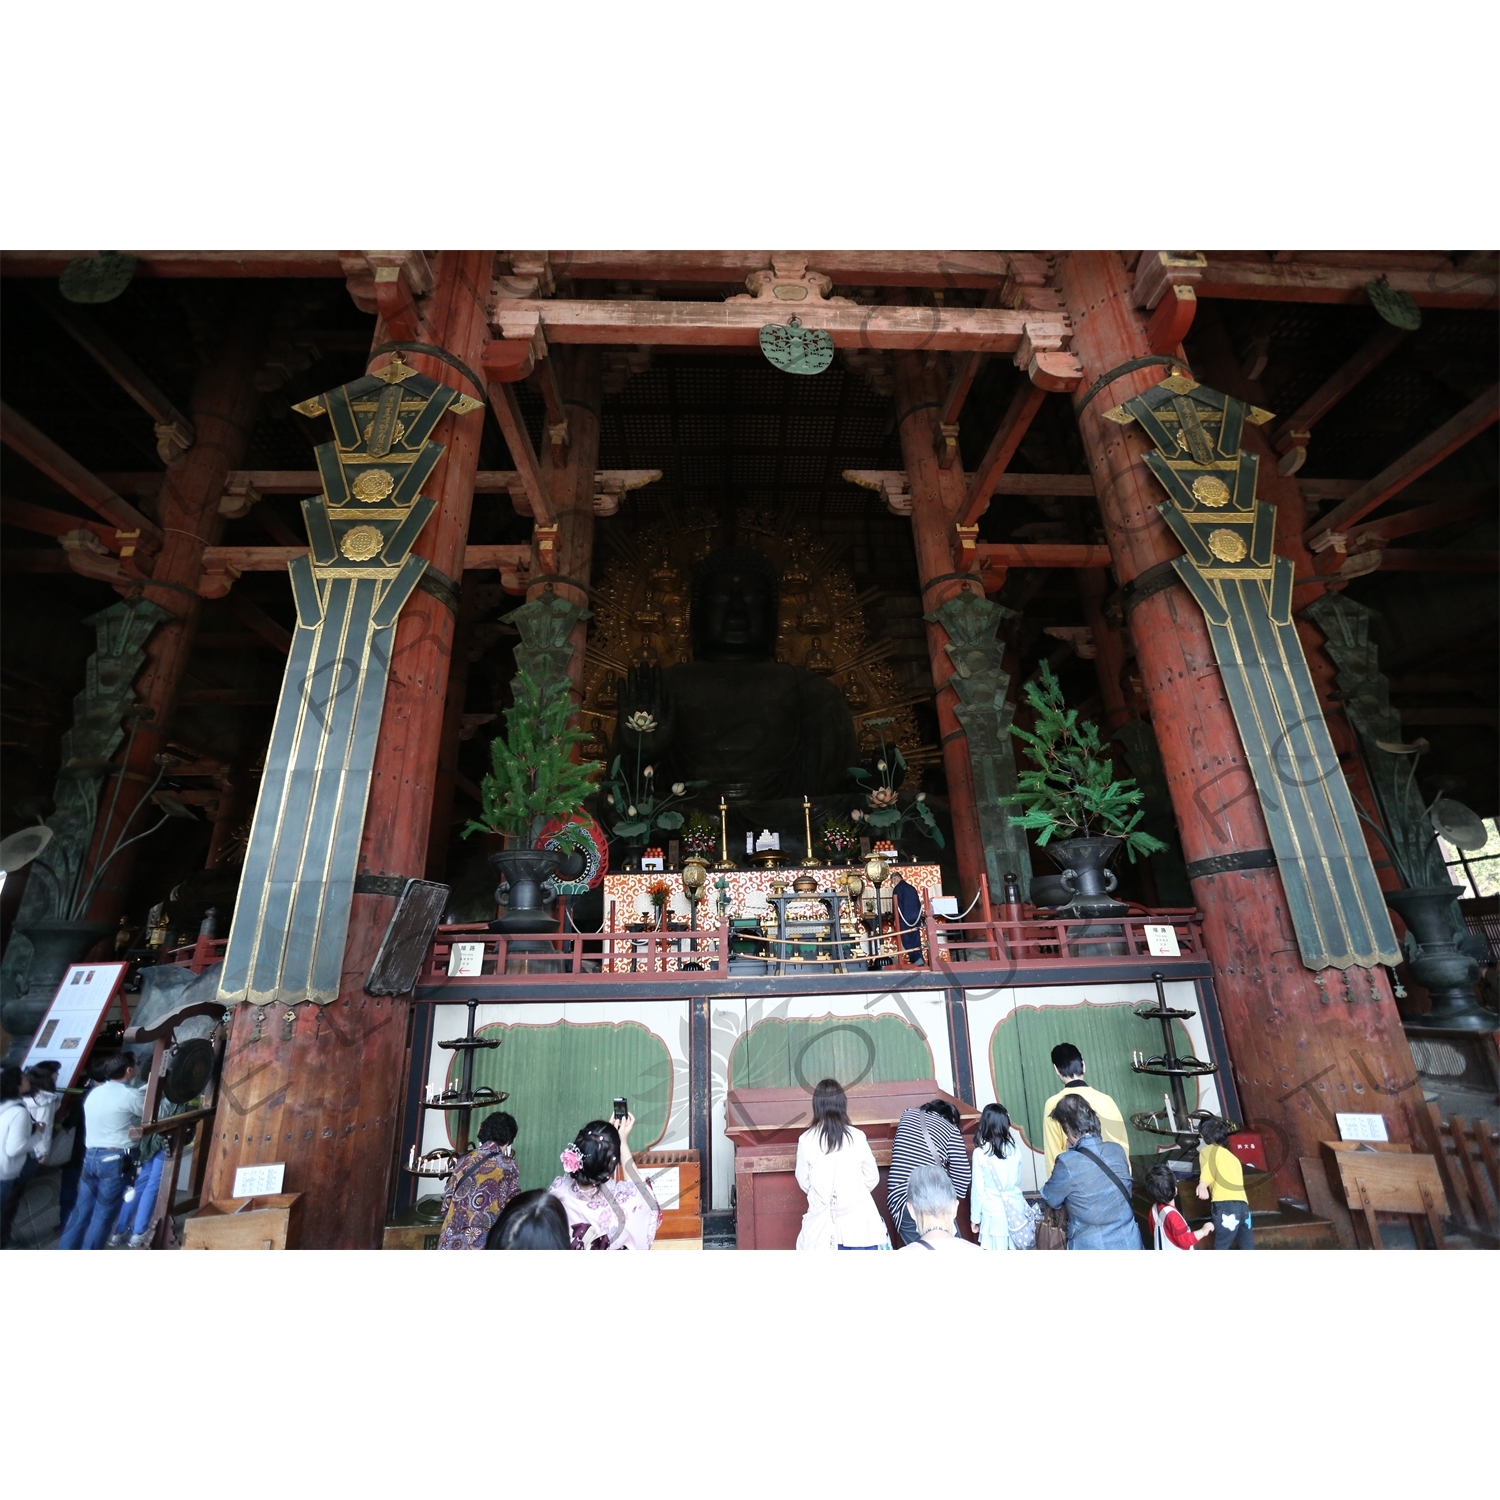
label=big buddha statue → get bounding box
[613,547,859,812]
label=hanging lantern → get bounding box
[60,252,136,304]
[759,315,834,376]
[1366,277,1421,331]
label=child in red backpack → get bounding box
[1144,1162,1213,1250]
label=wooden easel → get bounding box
[1322,1142,1449,1249]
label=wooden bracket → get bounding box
[534,523,560,574]
[1276,431,1311,476]
[1146,283,1198,354]
[952,523,980,572]
[934,422,961,469]
[197,559,243,599]
[218,473,263,519]
[362,252,434,342]
[1133,252,1207,311]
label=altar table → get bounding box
[602,863,943,927]
[724,1079,980,1249]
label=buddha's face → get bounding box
[695,567,774,660]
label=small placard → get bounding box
[1143,924,1181,957]
[233,1162,286,1198]
[447,942,486,977]
[639,855,665,872]
[641,1165,680,1209]
[1336,1113,1388,1142]
[930,896,959,918]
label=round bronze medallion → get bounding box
[1207,528,1248,563]
[1192,474,1231,508]
[351,469,395,503]
[340,524,384,562]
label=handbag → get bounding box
[1004,1193,1042,1250]
[1033,1202,1068,1250]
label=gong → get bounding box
[163,1038,215,1104]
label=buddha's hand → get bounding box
[616,664,675,757]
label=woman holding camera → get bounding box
[547,1110,661,1250]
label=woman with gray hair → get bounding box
[897,1161,981,1251]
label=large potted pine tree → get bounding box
[1001,662,1166,914]
[462,670,601,932]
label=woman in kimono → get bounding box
[548,1112,661,1250]
[437,1111,520,1249]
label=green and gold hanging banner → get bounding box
[1107,374,1400,970]
[219,357,482,1006]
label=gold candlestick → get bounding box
[714,796,736,870]
[801,794,820,867]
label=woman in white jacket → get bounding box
[970,1102,1036,1250]
[794,1079,890,1250]
[1,1067,36,1249]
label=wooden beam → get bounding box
[1,251,346,278]
[976,542,1113,570]
[0,403,163,547]
[1,496,119,551]
[1372,549,1499,573]
[225,595,292,653]
[543,251,1016,288]
[492,298,1065,354]
[959,382,1050,526]
[484,379,554,527]
[1271,323,1407,452]
[40,300,196,460]
[1306,386,1499,546]
[1196,258,1498,309]
[178,688,280,706]
[1346,492,1492,544]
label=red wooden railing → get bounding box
[417,906,1207,987]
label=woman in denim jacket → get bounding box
[1040,1092,1141,1249]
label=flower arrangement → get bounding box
[463,669,600,843]
[647,879,672,910]
[847,719,945,849]
[1000,661,1167,859]
[820,818,860,861]
[600,711,708,845]
[682,809,718,859]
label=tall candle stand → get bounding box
[800,795,820,867]
[1128,971,1222,1146]
[714,796,737,870]
[402,998,506,1183]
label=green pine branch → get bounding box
[999,661,1167,862]
[461,669,600,842]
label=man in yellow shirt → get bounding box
[1195,1115,1253,1248]
[1041,1044,1130,1174]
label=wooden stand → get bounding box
[1321,1141,1448,1249]
[725,1079,979,1249]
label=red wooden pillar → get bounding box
[82,315,264,924]
[527,347,603,699]
[892,354,986,905]
[204,252,493,1247]
[1058,252,1422,1191]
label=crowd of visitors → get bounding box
[10,1027,1246,1251]
[785,1039,1253,1252]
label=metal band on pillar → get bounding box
[218,357,484,1006]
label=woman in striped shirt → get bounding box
[886,1099,971,1246]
